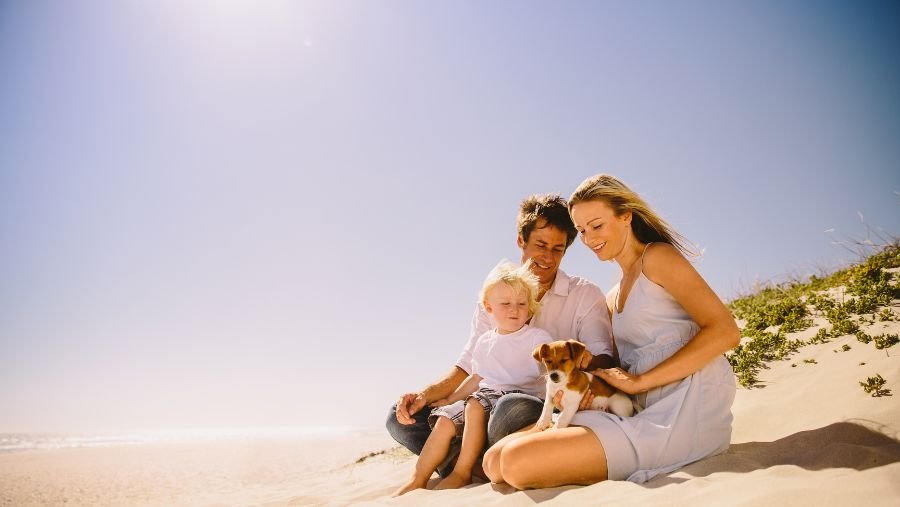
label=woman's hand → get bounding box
[595,367,649,395]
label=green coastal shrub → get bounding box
[855,330,873,344]
[727,331,803,387]
[873,333,899,350]
[859,374,891,397]
[808,328,831,345]
[877,308,896,321]
[731,293,812,334]
[727,241,899,387]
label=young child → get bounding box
[393,261,554,496]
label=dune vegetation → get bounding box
[727,241,900,389]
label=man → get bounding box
[386,194,615,474]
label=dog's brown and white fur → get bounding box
[532,340,635,429]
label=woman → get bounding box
[483,174,740,488]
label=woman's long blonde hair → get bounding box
[568,174,697,257]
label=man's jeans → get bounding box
[385,393,544,477]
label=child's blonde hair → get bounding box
[479,261,542,318]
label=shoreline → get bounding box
[0,425,384,454]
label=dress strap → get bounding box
[639,242,654,274]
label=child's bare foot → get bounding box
[433,471,472,490]
[392,477,427,497]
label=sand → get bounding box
[3,318,899,506]
[0,431,398,507]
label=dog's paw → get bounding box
[534,420,552,431]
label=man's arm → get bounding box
[422,366,471,404]
[396,301,493,425]
[432,374,483,407]
[586,353,616,370]
[395,366,469,425]
[576,294,617,368]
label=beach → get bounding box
[3,303,900,506]
[0,428,398,506]
[4,2,899,505]
[4,319,899,506]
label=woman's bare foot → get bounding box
[392,477,427,497]
[433,471,472,490]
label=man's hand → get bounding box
[551,389,595,411]
[583,352,616,371]
[577,350,594,370]
[395,392,427,425]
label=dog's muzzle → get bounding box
[549,372,560,383]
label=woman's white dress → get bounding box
[570,265,736,483]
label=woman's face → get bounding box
[570,199,631,262]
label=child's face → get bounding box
[484,283,530,334]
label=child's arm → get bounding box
[432,374,482,407]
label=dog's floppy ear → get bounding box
[533,343,549,362]
[566,340,586,363]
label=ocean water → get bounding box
[0,425,384,453]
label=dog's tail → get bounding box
[609,393,636,418]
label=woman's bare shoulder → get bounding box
[642,242,697,288]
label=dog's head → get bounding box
[532,340,587,383]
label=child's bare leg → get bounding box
[434,401,486,490]
[392,416,458,496]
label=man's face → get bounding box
[518,220,568,286]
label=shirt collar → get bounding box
[547,269,571,297]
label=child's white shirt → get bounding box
[457,269,614,374]
[471,324,554,398]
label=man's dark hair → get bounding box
[517,194,578,248]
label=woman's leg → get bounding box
[490,426,608,489]
[483,424,541,483]
[392,415,457,496]
[434,400,486,489]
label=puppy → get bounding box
[533,340,634,430]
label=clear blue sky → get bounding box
[1,1,898,432]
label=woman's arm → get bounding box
[596,243,740,394]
